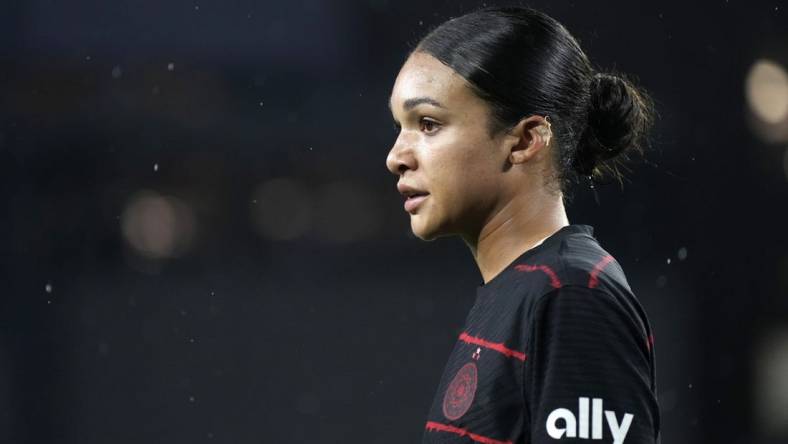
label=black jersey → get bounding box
[422,224,660,444]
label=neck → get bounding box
[463,189,569,284]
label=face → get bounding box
[386,51,513,241]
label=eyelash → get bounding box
[392,118,441,135]
[419,118,440,134]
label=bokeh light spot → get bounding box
[747,59,788,124]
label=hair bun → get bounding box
[572,72,655,178]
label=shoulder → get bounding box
[532,284,638,327]
[496,228,648,335]
[516,235,631,296]
[513,234,651,350]
[528,284,653,361]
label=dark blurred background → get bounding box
[1,0,787,443]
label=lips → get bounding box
[404,193,429,213]
[396,182,430,214]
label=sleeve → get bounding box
[524,285,660,444]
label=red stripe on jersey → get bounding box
[459,332,527,362]
[425,421,513,444]
[513,263,562,288]
[588,254,615,288]
[646,333,655,351]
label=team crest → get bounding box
[442,361,478,420]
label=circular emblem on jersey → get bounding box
[442,362,478,420]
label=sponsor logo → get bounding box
[546,397,633,444]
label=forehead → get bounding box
[389,52,475,110]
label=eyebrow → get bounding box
[388,96,446,112]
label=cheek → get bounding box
[428,139,500,211]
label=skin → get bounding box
[386,51,569,284]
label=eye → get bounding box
[419,117,441,134]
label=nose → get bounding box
[385,136,416,176]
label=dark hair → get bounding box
[414,6,656,199]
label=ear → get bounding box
[506,115,552,165]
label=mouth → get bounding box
[404,193,430,213]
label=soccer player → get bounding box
[385,6,660,444]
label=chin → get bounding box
[410,215,444,241]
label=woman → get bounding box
[386,6,660,444]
